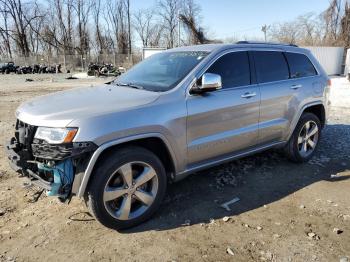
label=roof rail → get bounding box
[236,41,298,47]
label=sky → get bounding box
[132,0,331,40]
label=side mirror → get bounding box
[193,73,222,94]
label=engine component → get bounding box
[37,159,74,198]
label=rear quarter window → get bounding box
[284,52,317,78]
[253,51,289,83]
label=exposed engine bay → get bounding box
[6,120,97,201]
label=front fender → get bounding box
[76,133,177,198]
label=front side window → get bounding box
[253,51,289,83]
[285,52,317,78]
[114,51,208,92]
[205,51,251,89]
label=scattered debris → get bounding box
[260,251,274,261]
[257,226,263,231]
[209,218,215,225]
[300,205,306,209]
[226,247,235,256]
[307,232,320,240]
[342,215,350,221]
[273,234,281,239]
[66,76,78,80]
[183,220,191,226]
[28,189,44,203]
[222,216,230,222]
[6,256,15,262]
[25,78,34,82]
[220,197,240,211]
[333,228,343,235]
[340,257,349,262]
[0,209,5,216]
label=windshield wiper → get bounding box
[115,82,144,90]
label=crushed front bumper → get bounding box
[6,138,53,190]
[6,128,97,198]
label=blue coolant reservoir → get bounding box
[37,159,74,198]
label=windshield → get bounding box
[114,51,209,92]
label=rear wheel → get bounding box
[285,112,321,162]
[86,146,167,230]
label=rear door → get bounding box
[186,51,260,165]
[252,51,291,144]
[253,50,319,144]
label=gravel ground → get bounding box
[0,74,349,262]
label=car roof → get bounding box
[168,42,309,54]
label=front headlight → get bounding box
[34,127,78,144]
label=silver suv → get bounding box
[6,42,330,229]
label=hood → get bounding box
[16,84,160,127]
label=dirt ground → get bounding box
[0,74,349,262]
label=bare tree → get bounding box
[341,2,350,47]
[0,2,13,58]
[323,0,343,44]
[0,0,42,57]
[73,0,91,57]
[133,9,164,47]
[158,0,179,48]
[179,0,211,45]
[126,0,131,55]
[269,21,300,44]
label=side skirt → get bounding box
[175,141,286,182]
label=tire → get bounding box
[86,146,167,230]
[284,112,322,163]
[5,69,9,74]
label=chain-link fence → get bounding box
[0,53,142,72]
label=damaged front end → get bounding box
[5,120,97,202]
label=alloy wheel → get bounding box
[103,161,158,220]
[297,120,319,158]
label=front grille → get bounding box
[11,120,37,172]
[31,140,97,160]
[15,120,37,151]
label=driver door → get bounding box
[186,51,260,165]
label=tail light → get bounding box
[327,79,332,87]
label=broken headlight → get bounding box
[34,127,78,144]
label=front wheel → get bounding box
[86,146,167,230]
[285,112,321,163]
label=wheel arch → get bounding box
[303,104,326,128]
[76,133,177,198]
[287,102,326,141]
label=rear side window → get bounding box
[206,51,250,88]
[285,52,317,78]
[253,51,289,83]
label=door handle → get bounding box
[291,84,302,90]
[241,92,256,98]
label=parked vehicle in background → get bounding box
[6,42,330,230]
[0,62,18,74]
[16,66,33,74]
[87,63,124,77]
